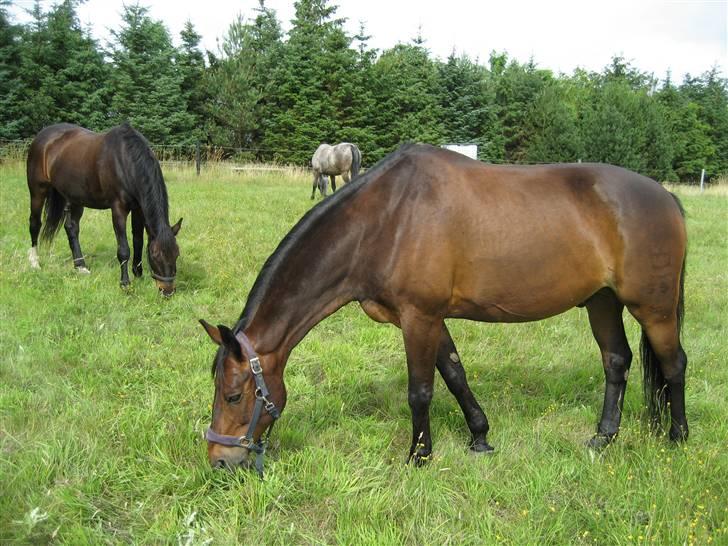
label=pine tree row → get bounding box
[2,0,726,182]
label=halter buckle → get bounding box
[249,356,262,375]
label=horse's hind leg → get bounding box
[629,308,688,442]
[64,204,89,273]
[330,175,336,193]
[28,183,48,268]
[585,289,633,449]
[131,208,144,278]
[436,325,493,453]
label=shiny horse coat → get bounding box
[202,144,688,470]
[26,123,182,294]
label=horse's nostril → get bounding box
[213,459,227,470]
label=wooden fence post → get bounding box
[700,168,705,193]
[195,141,201,176]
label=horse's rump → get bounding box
[312,143,359,175]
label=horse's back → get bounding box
[353,145,686,321]
[312,142,356,174]
[27,124,111,207]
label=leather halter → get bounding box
[204,331,281,478]
[150,271,176,284]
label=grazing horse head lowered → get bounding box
[26,122,182,295]
[202,144,688,476]
[310,142,362,199]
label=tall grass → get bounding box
[1,162,726,544]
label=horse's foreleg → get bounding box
[64,204,88,273]
[436,325,493,453]
[111,202,131,288]
[401,310,442,466]
[330,175,336,193]
[586,290,632,450]
[311,171,319,200]
[131,208,144,278]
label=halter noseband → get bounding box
[204,331,281,478]
[150,271,176,284]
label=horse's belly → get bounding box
[447,254,606,323]
[448,288,592,323]
[56,185,110,209]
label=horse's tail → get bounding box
[40,187,67,243]
[349,144,361,178]
[641,192,686,427]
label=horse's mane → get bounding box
[234,143,417,332]
[114,123,172,241]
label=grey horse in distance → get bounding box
[311,143,362,199]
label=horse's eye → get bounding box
[226,393,242,404]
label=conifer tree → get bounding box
[658,75,714,181]
[438,53,502,161]
[492,56,551,161]
[0,1,25,138]
[369,42,444,159]
[177,20,207,142]
[523,83,582,163]
[263,0,358,163]
[206,1,283,152]
[680,68,728,178]
[9,0,108,136]
[109,4,194,144]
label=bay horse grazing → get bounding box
[27,123,182,295]
[200,144,688,473]
[310,142,362,199]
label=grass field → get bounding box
[1,161,726,545]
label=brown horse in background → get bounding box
[310,142,362,199]
[26,123,182,295]
[201,144,688,472]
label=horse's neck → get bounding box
[136,185,170,237]
[244,232,363,361]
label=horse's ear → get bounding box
[172,218,183,236]
[217,325,242,359]
[199,319,221,345]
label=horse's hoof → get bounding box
[470,441,495,454]
[586,433,614,451]
[407,451,432,467]
[76,266,90,274]
[669,426,689,443]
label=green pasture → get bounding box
[1,162,726,544]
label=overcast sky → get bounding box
[9,0,727,80]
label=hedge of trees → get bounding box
[2,0,727,182]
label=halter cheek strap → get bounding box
[204,331,281,478]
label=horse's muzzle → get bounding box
[154,279,175,296]
[208,445,251,471]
